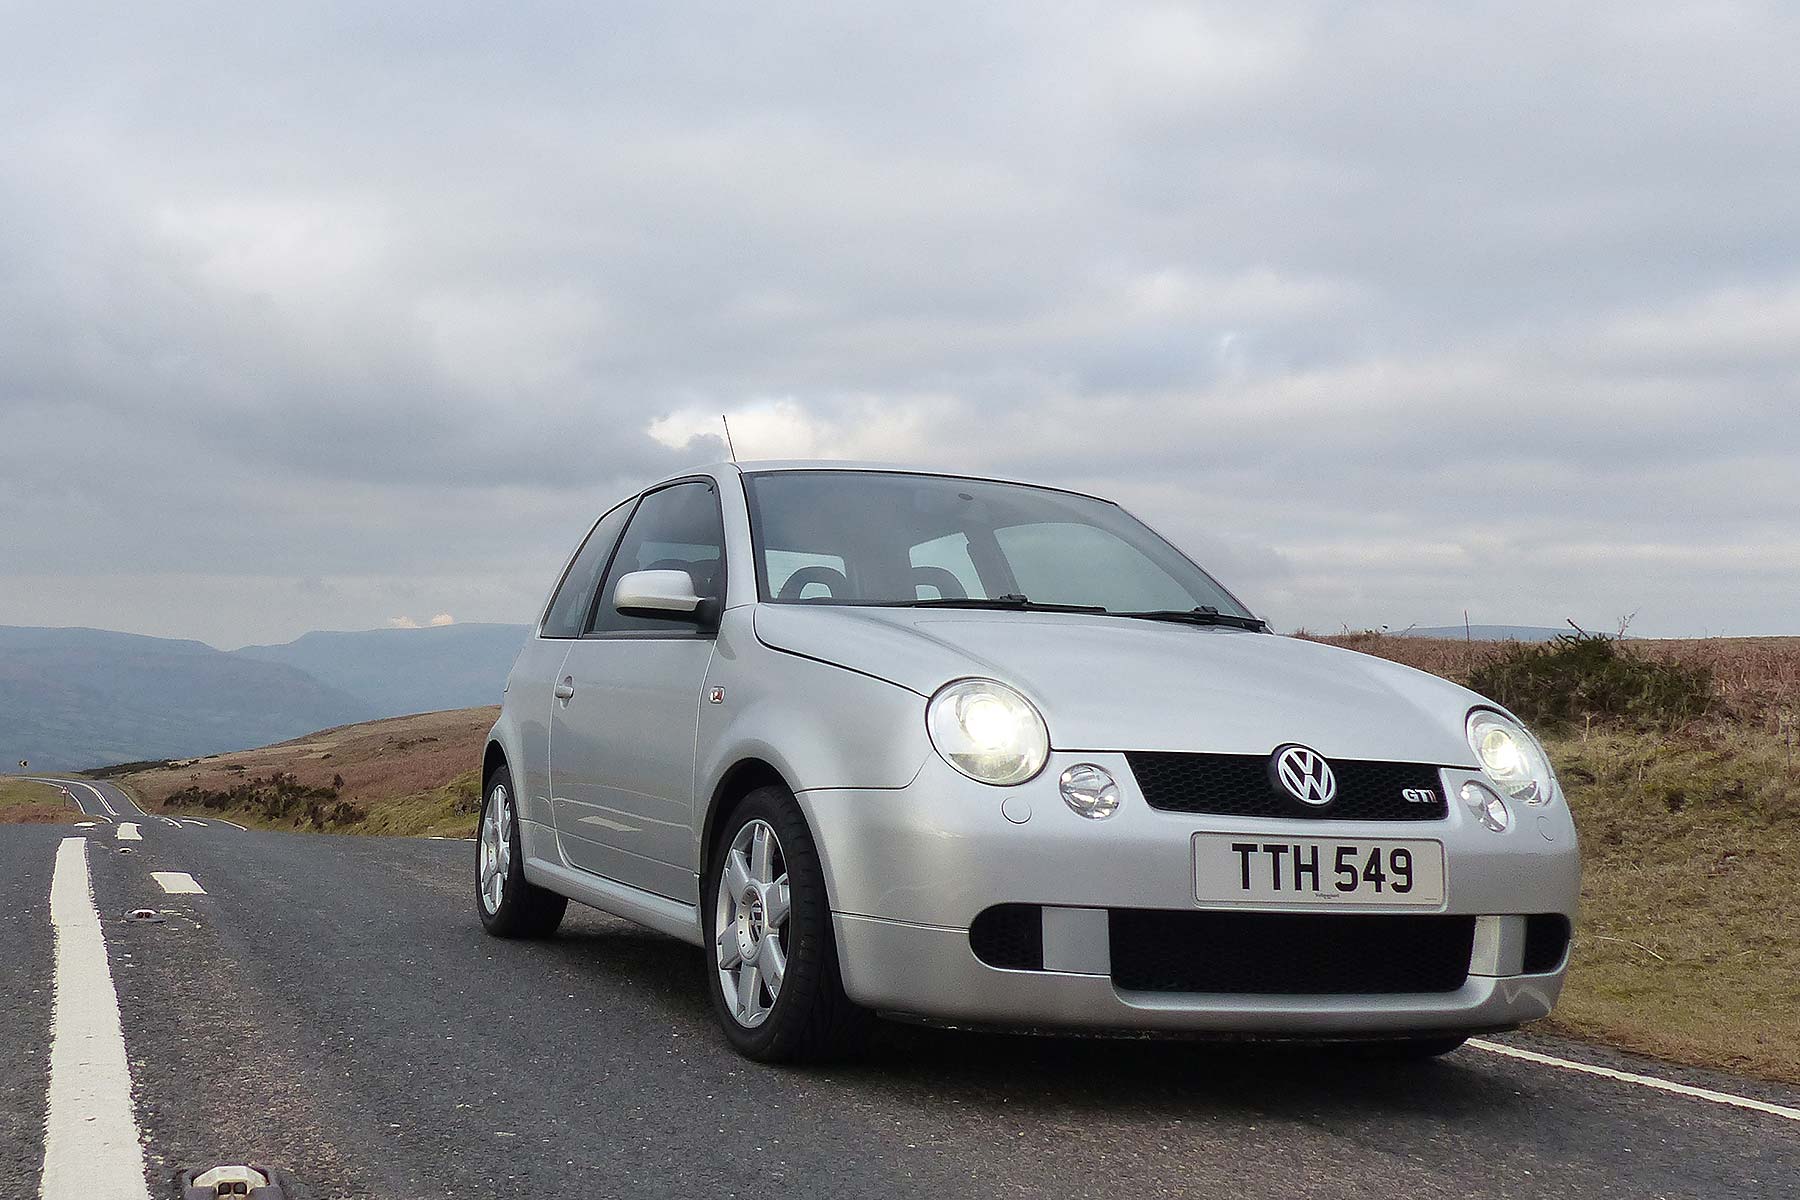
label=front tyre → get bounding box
[476,764,567,939]
[705,785,869,1062]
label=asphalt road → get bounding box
[4,787,1797,1200]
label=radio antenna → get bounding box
[720,414,738,462]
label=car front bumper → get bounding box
[800,752,1580,1036]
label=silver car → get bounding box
[478,463,1579,1062]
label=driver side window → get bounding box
[588,482,725,635]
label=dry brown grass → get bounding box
[0,777,81,824]
[1313,632,1800,731]
[115,707,497,838]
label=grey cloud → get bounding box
[1,2,1796,644]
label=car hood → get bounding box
[753,604,1484,765]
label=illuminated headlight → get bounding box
[1466,709,1556,806]
[1059,764,1120,819]
[927,679,1049,786]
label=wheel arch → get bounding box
[483,738,509,784]
[700,756,795,869]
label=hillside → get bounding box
[0,622,529,770]
[234,623,529,716]
[114,707,498,838]
[0,625,374,771]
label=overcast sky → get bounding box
[3,2,1796,647]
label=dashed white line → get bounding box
[1469,1039,1800,1123]
[180,818,209,828]
[115,823,141,841]
[151,871,206,895]
[43,837,152,1200]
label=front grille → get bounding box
[1523,914,1571,974]
[1126,751,1450,820]
[1109,910,1476,995]
[970,904,1043,970]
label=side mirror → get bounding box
[613,569,717,626]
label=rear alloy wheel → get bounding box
[476,764,567,938]
[705,786,869,1062]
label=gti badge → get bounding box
[1274,745,1338,806]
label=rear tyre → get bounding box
[476,763,567,939]
[704,785,871,1062]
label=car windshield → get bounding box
[742,470,1255,617]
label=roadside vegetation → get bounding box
[1318,630,1800,1084]
[109,708,493,839]
[0,777,79,824]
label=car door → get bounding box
[549,479,724,901]
[517,500,635,830]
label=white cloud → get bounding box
[429,613,455,627]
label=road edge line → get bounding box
[1468,1038,1800,1123]
[43,836,153,1200]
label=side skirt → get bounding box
[524,857,705,946]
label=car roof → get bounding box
[679,460,1114,504]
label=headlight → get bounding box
[1466,709,1556,806]
[927,679,1049,786]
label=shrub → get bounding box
[1467,632,1714,730]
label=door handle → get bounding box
[554,678,576,701]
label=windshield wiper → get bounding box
[1108,606,1268,632]
[893,593,1109,614]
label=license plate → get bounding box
[1193,832,1445,906]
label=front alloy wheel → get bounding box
[704,786,870,1061]
[714,819,791,1027]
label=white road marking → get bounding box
[1470,1039,1800,1123]
[214,818,248,832]
[158,816,181,828]
[75,821,99,828]
[44,837,152,1200]
[116,823,141,841]
[181,818,209,827]
[151,871,206,895]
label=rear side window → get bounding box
[589,481,725,635]
[541,501,633,638]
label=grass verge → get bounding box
[1542,725,1799,1084]
[0,777,81,824]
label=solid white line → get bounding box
[1469,1039,1800,1123]
[180,819,209,828]
[214,818,248,832]
[43,838,152,1200]
[115,823,141,841]
[151,871,206,895]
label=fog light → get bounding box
[1461,781,1511,832]
[1059,764,1120,819]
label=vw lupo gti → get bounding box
[476,464,1578,1062]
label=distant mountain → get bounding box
[0,626,374,772]
[233,623,530,716]
[1,622,532,772]
[1393,625,1572,642]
